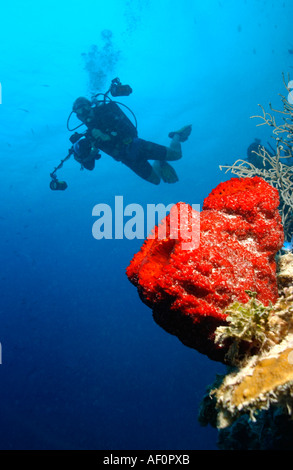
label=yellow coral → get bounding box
[232,349,293,406]
[214,335,293,428]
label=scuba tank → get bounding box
[89,99,138,142]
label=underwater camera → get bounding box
[110,77,132,97]
[49,179,68,191]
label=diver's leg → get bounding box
[123,159,161,185]
[134,139,179,182]
[166,125,192,161]
[166,134,182,161]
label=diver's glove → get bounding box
[90,148,101,160]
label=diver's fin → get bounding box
[168,124,192,142]
[159,161,179,184]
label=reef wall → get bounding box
[126,176,293,449]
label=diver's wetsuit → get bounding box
[84,100,168,181]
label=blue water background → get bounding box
[0,0,292,450]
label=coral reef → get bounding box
[215,407,293,450]
[215,256,293,365]
[220,74,293,241]
[205,77,293,447]
[214,330,293,429]
[214,291,274,363]
[126,173,293,448]
[126,176,284,362]
[278,252,293,288]
[199,254,293,448]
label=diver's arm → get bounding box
[82,159,96,171]
[74,146,101,171]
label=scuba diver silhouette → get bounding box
[50,78,192,190]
